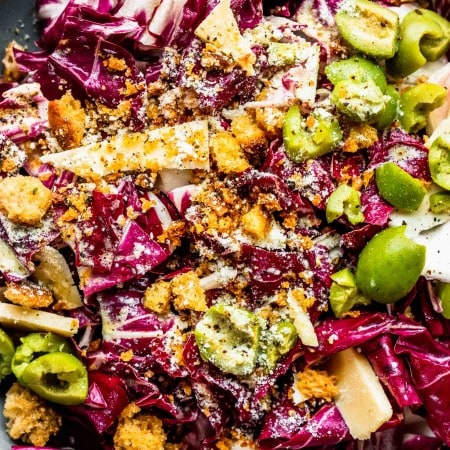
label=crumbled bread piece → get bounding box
[4,281,53,309]
[240,205,270,240]
[343,123,378,153]
[230,115,267,153]
[143,280,172,315]
[171,271,207,312]
[0,175,52,225]
[210,131,250,174]
[48,92,86,149]
[113,402,167,450]
[4,383,62,447]
[1,41,23,82]
[254,106,285,138]
[294,368,338,403]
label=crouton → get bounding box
[143,280,172,315]
[210,131,250,174]
[48,92,86,149]
[1,41,23,82]
[113,402,166,450]
[0,175,53,225]
[171,271,207,312]
[240,205,270,240]
[4,280,53,309]
[293,368,338,403]
[230,115,267,153]
[4,382,62,447]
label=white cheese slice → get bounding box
[0,238,28,279]
[328,347,393,440]
[0,302,79,337]
[194,0,256,76]
[287,289,319,347]
[40,120,209,180]
[32,246,83,310]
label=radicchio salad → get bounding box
[1,0,450,448]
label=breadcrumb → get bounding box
[210,131,250,174]
[48,92,86,149]
[294,368,338,403]
[113,402,167,450]
[0,175,53,225]
[1,41,23,82]
[4,281,53,308]
[343,123,378,153]
[230,115,267,153]
[171,271,207,312]
[240,205,270,240]
[3,382,62,447]
[143,280,172,315]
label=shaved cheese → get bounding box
[0,238,28,279]
[287,289,318,347]
[194,0,256,75]
[328,348,393,440]
[0,302,79,337]
[40,120,209,180]
[32,246,83,310]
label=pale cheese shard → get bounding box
[327,347,393,440]
[194,0,256,76]
[32,246,83,310]
[0,303,79,337]
[40,120,210,181]
[0,238,28,279]
[286,289,319,347]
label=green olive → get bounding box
[11,332,73,381]
[429,132,450,190]
[375,162,427,211]
[194,304,261,376]
[20,352,88,405]
[355,226,426,303]
[0,328,14,381]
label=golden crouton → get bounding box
[0,175,53,225]
[4,383,62,447]
[230,115,267,153]
[294,368,338,403]
[210,131,250,174]
[240,205,270,241]
[143,280,172,315]
[171,271,207,312]
[113,402,167,450]
[4,281,53,309]
[1,41,23,82]
[48,92,86,149]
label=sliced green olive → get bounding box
[330,79,386,123]
[194,304,261,376]
[355,226,426,303]
[259,321,298,371]
[0,328,14,381]
[11,332,73,381]
[399,83,446,134]
[283,105,342,163]
[375,162,427,211]
[329,268,371,318]
[429,191,450,214]
[429,132,450,190]
[326,184,365,225]
[335,0,399,58]
[20,352,88,405]
[325,56,388,92]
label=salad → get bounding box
[1,0,450,448]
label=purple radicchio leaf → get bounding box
[362,334,422,409]
[258,400,350,450]
[368,128,431,181]
[395,328,450,446]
